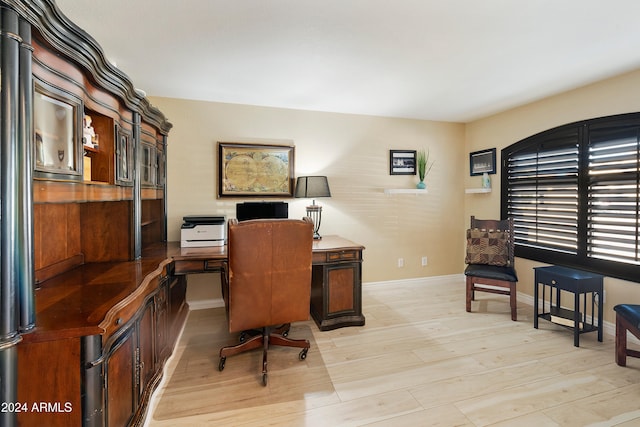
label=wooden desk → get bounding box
[167,235,366,331]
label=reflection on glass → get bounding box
[143,145,150,182]
[34,91,76,172]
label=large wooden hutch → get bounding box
[0,1,186,426]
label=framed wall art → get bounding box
[469,148,496,175]
[218,142,295,197]
[389,150,416,175]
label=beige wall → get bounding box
[464,68,640,324]
[150,68,640,316]
[149,97,466,300]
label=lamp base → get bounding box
[306,204,323,240]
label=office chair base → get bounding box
[219,326,310,386]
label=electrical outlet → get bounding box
[421,256,428,266]
[397,258,404,267]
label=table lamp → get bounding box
[295,176,331,239]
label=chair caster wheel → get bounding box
[218,357,226,371]
[262,373,268,386]
[299,348,308,360]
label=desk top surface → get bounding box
[168,235,364,260]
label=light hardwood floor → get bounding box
[147,276,640,426]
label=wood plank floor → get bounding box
[147,276,640,426]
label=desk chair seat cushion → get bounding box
[614,304,640,330]
[464,264,518,282]
[465,228,510,267]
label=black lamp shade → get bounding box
[294,176,331,198]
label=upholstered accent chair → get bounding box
[614,304,640,366]
[464,216,518,321]
[218,217,314,386]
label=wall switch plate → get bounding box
[397,258,404,267]
[421,256,428,266]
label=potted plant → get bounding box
[416,148,434,189]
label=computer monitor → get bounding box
[236,202,288,221]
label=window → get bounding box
[502,113,640,282]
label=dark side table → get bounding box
[533,265,604,347]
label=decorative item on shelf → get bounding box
[295,176,331,239]
[416,148,434,189]
[82,114,99,148]
[482,172,491,188]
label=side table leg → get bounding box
[598,288,604,342]
[574,292,580,347]
[533,281,539,329]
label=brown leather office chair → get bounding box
[464,216,518,321]
[218,217,314,386]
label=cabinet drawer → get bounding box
[103,276,160,340]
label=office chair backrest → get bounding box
[227,217,313,332]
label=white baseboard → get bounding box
[187,298,224,310]
[364,274,463,287]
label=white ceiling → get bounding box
[54,0,640,123]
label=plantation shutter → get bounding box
[506,132,579,254]
[587,126,640,264]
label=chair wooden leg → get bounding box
[262,329,269,385]
[510,282,517,321]
[616,315,628,366]
[465,276,473,313]
[219,333,263,359]
[268,333,310,350]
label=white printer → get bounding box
[180,215,226,247]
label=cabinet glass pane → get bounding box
[141,143,157,186]
[116,127,133,185]
[34,91,77,173]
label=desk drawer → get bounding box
[204,260,225,271]
[174,259,224,274]
[328,250,359,261]
[314,250,361,264]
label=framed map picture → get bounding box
[218,142,295,197]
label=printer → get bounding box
[180,215,226,247]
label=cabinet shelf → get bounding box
[465,187,492,193]
[383,188,428,195]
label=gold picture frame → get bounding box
[217,142,295,197]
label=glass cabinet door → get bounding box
[141,143,157,186]
[115,125,133,185]
[34,81,82,180]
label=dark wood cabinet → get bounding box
[18,261,186,427]
[105,324,137,427]
[2,1,177,425]
[310,236,366,331]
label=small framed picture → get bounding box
[389,150,416,175]
[469,148,496,176]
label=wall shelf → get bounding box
[465,188,492,194]
[383,188,428,195]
